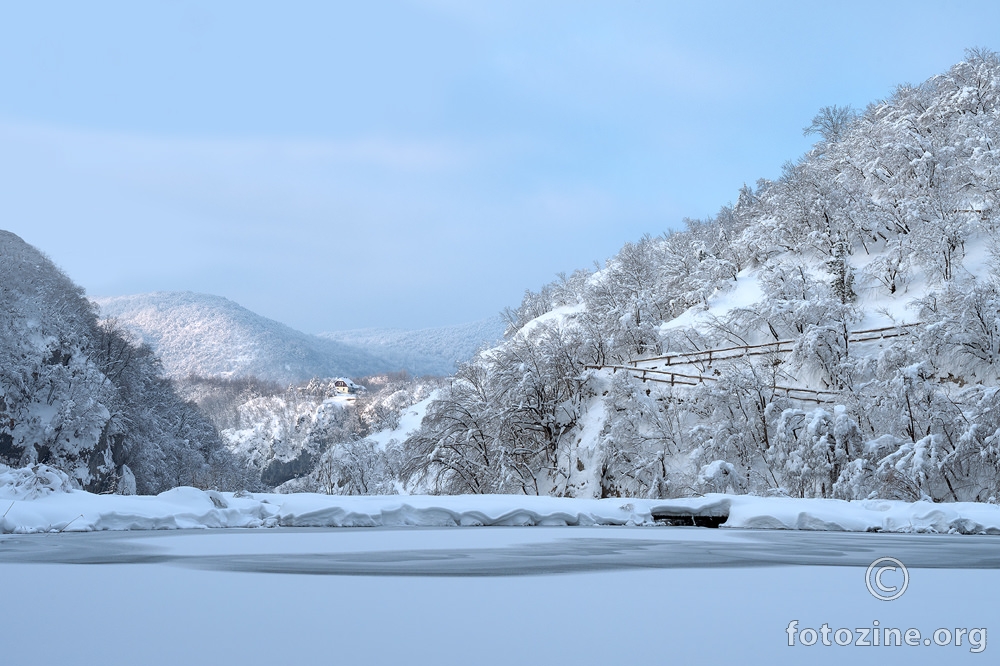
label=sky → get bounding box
[1,1,999,333]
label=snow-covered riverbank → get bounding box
[5,463,1000,534]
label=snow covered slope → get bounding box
[0,232,240,494]
[403,52,1000,504]
[94,292,504,382]
[319,315,506,376]
[92,292,393,384]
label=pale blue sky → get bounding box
[2,1,999,332]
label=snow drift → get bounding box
[4,464,1000,535]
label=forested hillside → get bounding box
[86,293,487,492]
[179,372,441,493]
[399,50,1000,502]
[93,292,392,384]
[95,293,504,382]
[0,231,248,493]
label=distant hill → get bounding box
[92,292,395,384]
[319,316,506,376]
[93,292,505,382]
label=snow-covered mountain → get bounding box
[93,292,395,384]
[93,292,505,383]
[319,316,506,377]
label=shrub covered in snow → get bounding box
[0,463,75,500]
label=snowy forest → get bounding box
[0,229,251,494]
[3,50,1000,503]
[401,49,1000,502]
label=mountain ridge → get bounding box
[93,291,505,382]
[319,315,505,376]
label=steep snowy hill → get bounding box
[0,231,243,494]
[93,292,394,384]
[402,50,1000,503]
[319,316,506,376]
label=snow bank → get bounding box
[3,465,1000,534]
[722,496,1000,534]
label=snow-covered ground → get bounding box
[365,392,438,450]
[5,464,1000,534]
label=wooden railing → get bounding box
[628,323,920,369]
[585,323,922,405]
[584,364,840,404]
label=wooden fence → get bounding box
[585,323,922,405]
[584,364,841,404]
[628,323,920,369]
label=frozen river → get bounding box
[1,527,997,665]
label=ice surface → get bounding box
[1,527,997,666]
